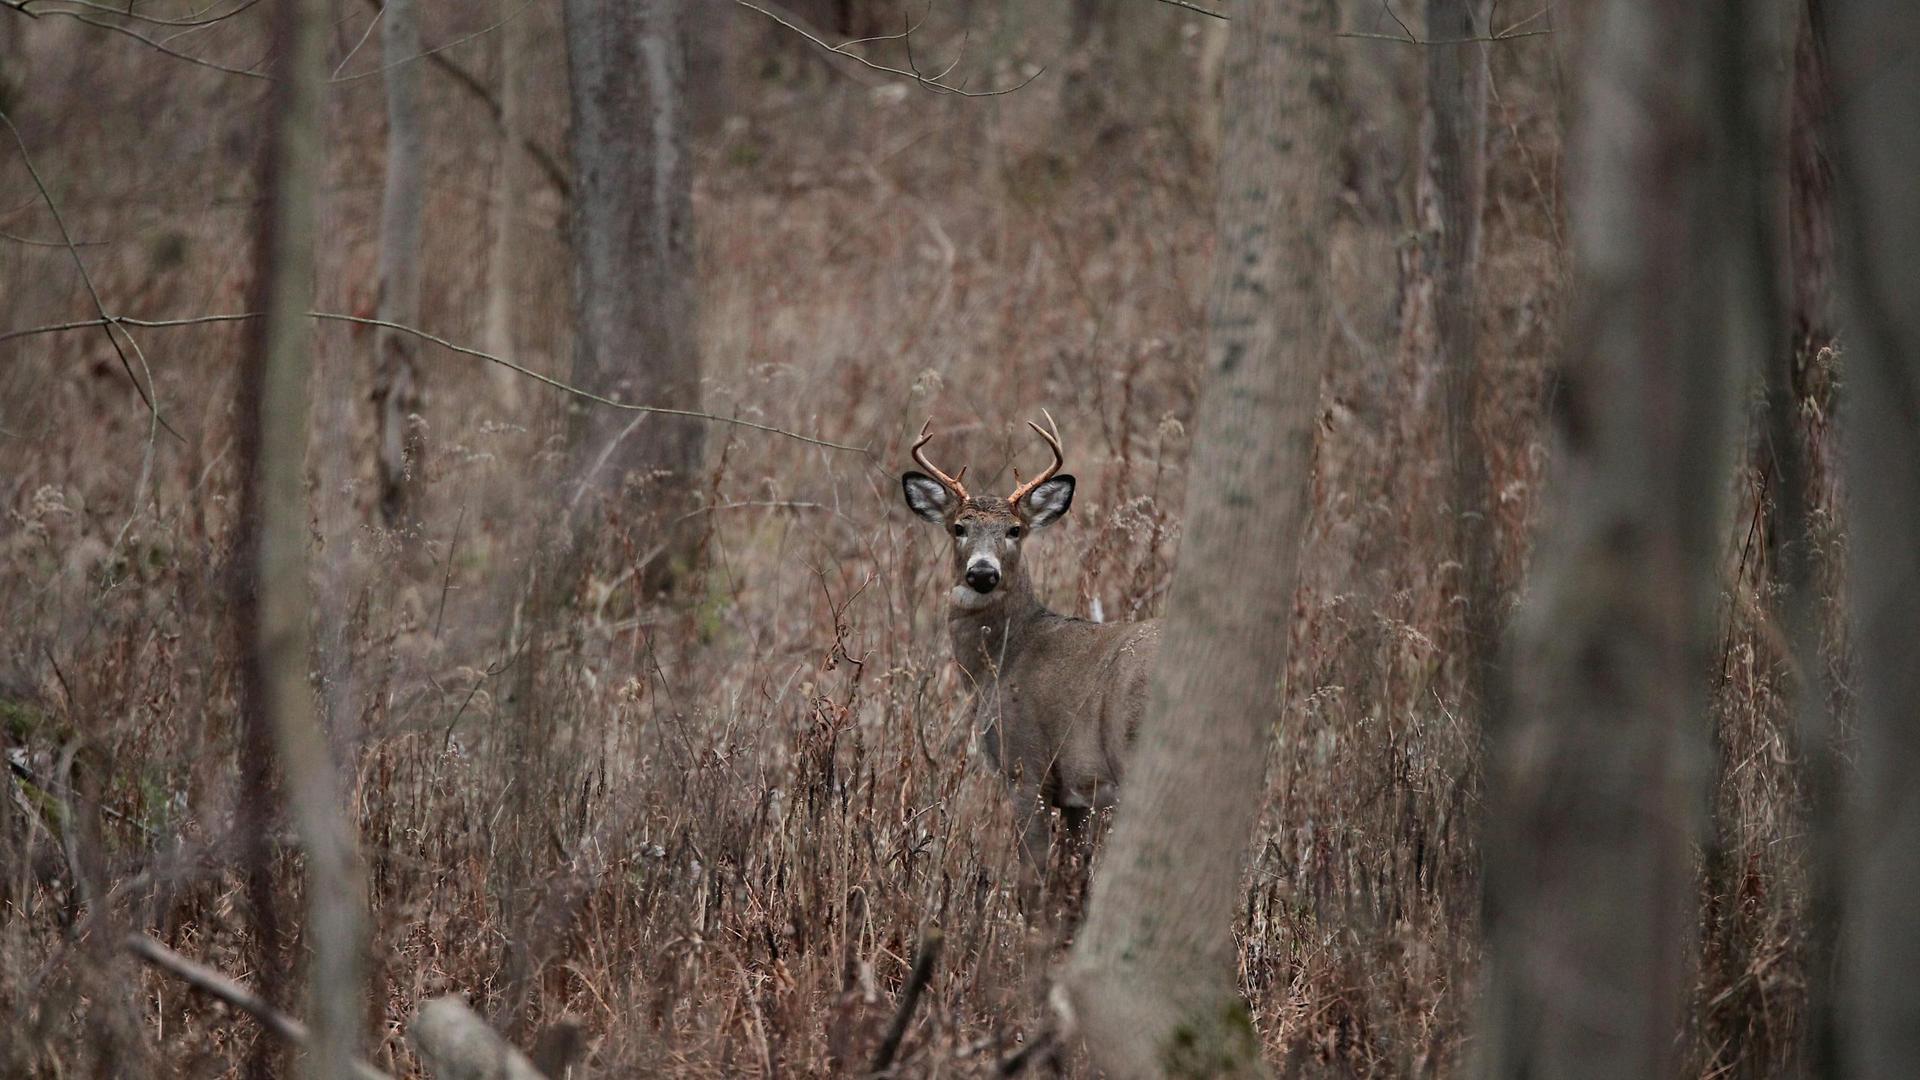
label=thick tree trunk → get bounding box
[374,0,426,524]
[563,0,704,588]
[1477,0,1732,1074]
[1828,2,1920,1074]
[1056,0,1337,1075]
[237,0,367,1075]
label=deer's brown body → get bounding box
[903,419,1161,873]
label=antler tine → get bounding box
[911,418,971,501]
[1007,411,1065,506]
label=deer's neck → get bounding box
[947,570,1049,685]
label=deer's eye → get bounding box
[952,523,967,538]
[1006,525,1022,539]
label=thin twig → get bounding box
[1338,1,1555,44]
[10,0,260,28]
[0,108,181,440]
[329,0,534,84]
[734,0,1041,98]
[30,9,273,77]
[0,311,870,454]
[0,227,107,247]
[355,0,568,197]
[1336,27,1552,43]
[434,504,466,640]
[1146,0,1227,19]
[330,3,382,80]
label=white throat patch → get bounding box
[949,584,993,612]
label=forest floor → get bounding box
[0,6,1830,1076]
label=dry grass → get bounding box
[0,5,1836,1076]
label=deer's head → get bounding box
[902,415,1075,610]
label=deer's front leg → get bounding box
[1007,774,1053,911]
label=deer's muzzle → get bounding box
[964,559,1001,594]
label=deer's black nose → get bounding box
[965,564,1001,593]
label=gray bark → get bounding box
[1828,1,1920,1074]
[1056,0,1338,1074]
[375,0,427,524]
[239,0,367,1074]
[563,0,704,584]
[1423,0,1495,714]
[485,0,527,408]
[1477,0,1733,1074]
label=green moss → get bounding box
[1161,999,1261,1079]
[1,697,50,743]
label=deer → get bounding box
[901,415,1162,885]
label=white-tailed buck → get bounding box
[902,415,1161,879]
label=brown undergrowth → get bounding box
[0,7,1836,1076]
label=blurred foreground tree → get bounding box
[563,0,705,590]
[374,0,426,524]
[236,0,367,1074]
[1477,0,1735,1073]
[1828,0,1920,1073]
[1056,0,1336,1073]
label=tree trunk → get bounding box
[1785,0,1833,358]
[563,0,704,589]
[237,0,367,1075]
[1423,0,1495,713]
[485,0,526,409]
[374,0,426,524]
[1056,0,1337,1075]
[1477,0,1732,1074]
[1828,1,1920,1074]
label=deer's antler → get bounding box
[1007,408,1064,506]
[911,418,970,502]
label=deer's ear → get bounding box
[1020,475,1074,529]
[902,472,953,523]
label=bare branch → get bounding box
[124,935,394,1080]
[1147,0,1227,19]
[4,0,259,26]
[0,4,273,77]
[329,0,534,84]
[0,108,181,440]
[0,312,870,454]
[1336,26,1551,43]
[734,0,1041,98]
[1338,1,1554,44]
[354,0,569,198]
